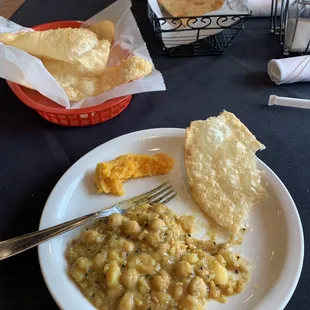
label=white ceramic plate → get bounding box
[38,128,304,310]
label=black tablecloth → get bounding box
[0,0,309,309]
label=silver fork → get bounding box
[0,182,177,261]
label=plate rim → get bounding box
[38,127,304,310]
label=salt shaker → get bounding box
[285,0,310,53]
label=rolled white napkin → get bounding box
[268,55,310,84]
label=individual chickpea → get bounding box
[81,230,100,244]
[105,260,121,287]
[209,280,220,299]
[118,293,134,310]
[121,268,139,288]
[151,271,170,291]
[122,240,134,253]
[76,257,92,271]
[237,281,246,293]
[159,270,170,282]
[189,277,207,299]
[195,266,210,281]
[128,253,158,274]
[169,244,187,257]
[151,275,163,290]
[84,286,96,298]
[137,277,151,293]
[215,254,226,266]
[70,267,85,282]
[179,295,204,310]
[157,243,170,256]
[92,292,105,307]
[107,283,124,299]
[146,232,161,247]
[175,260,193,278]
[154,292,171,305]
[108,213,123,228]
[123,220,141,236]
[148,218,166,231]
[153,204,166,214]
[79,281,88,290]
[213,261,228,286]
[108,250,120,261]
[182,253,199,264]
[93,297,103,308]
[140,203,150,208]
[93,253,107,270]
[173,282,183,300]
[220,250,238,267]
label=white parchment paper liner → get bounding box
[0,0,166,109]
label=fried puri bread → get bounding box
[88,20,115,43]
[0,27,110,64]
[158,0,224,18]
[184,111,267,234]
[0,21,153,102]
[43,56,152,101]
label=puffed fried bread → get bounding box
[88,20,115,43]
[0,20,153,102]
[0,28,108,63]
[45,56,153,101]
[42,39,111,77]
[158,0,224,18]
[184,111,267,234]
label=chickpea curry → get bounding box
[66,204,250,310]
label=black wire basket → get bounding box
[147,4,251,56]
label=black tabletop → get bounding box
[0,0,309,309]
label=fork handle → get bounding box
[0,207,116,261]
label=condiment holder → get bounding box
[270,0,310,54]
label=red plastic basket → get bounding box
[6,20,133,127]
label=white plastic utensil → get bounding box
[269,95,310,109]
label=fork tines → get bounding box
[134,181,177,206]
